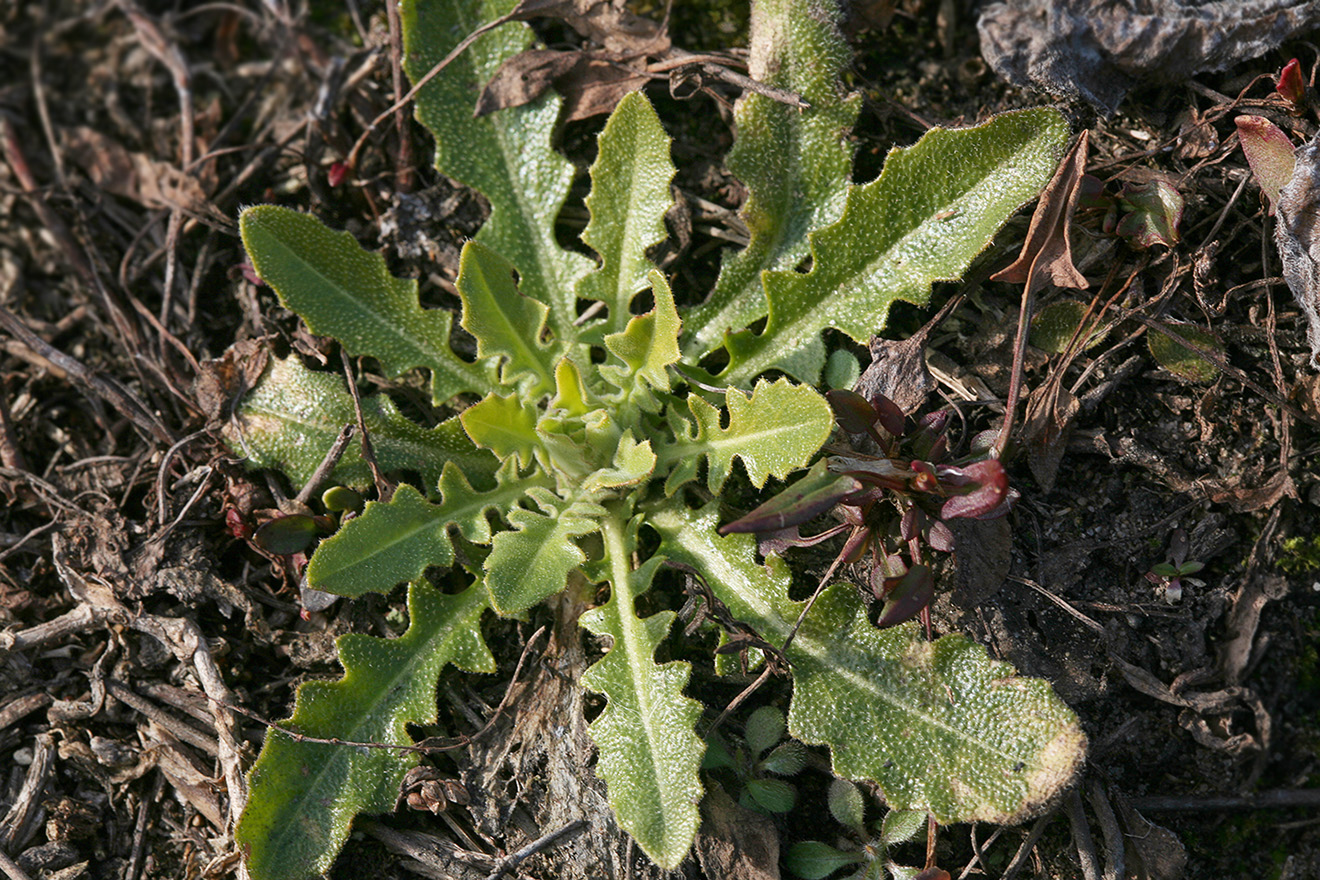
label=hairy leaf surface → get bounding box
[240,206,492,404]
[485,498,602,614]
[660,379,833,493]
[577,91,676,335]
[650,503,1086,824]
[684,0,858,356]
[403,0,592,339]
[457,241,557,395]
[236,582,493,880]
[229,357,497,492]
[308,463,537,597]
[579,517,705,869]
[722,109,1069,385]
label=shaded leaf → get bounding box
[229,357,497,492]
[1115,177,1183,248]
[1030,299,1108,354]
[827,778,866,831]
[744,705,786,758]
[874,563,935,628]
[785,841,865,880]
[253,515,321,556]
[1147,324,1222,383]
[684,0,859,357]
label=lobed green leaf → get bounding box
[660,378,833,493]
[307,462,537,597]
[651,503,1087,825]
[721,109,1070,386]
[484,498,603,614]
[577,92,677,335]
[457,240,557,395]
[601,270,682,402]
[239,206,492,404]
[579,517,705,869]
[683,0,859,357]
[403,0,592,339]
[229,357,497,492]
[236,582,493,880]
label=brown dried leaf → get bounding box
[61,126,207,212]
[558,57,651,123]
[512,0,669,56]
[1273,131,1320,367]
[475,48,650,122]
[991,129,1089,290]
[1020,380,1079,492]
[192,339,269,424]
[474,49,581,117]
[1114,795,1188,880]
[853,334,934,415]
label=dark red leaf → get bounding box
[720,466,862,535]
[827,389,880,435]
[875,563,935,628]
[928,519,955,553]
[1278,58,1306,109]
[938,460,1009,520]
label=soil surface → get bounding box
[0,2,1318,880]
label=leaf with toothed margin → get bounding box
[720,109,1069,387]
[228,357,497,493]
[601,270,682,405]
[576,92,676,336]
[484,493,603,615]
[659,378,833,494]
[650,502,1087,826]
[683,0,859,358]
[236,581,494,880]
[402,0,592,341]
[307,461,540,598]
[457,240,557,396]
[579,516,705,870]
[239,206,493,405]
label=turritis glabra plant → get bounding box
[224,0,1086,877]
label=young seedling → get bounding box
[703,705,810,813]
[785,778,938,880]
[1145,528,1205,603]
